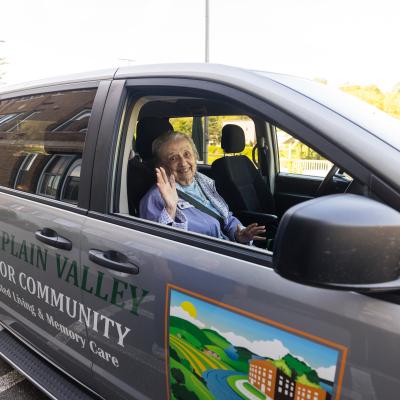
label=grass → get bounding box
[243,382,266,399]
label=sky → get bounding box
[0,0,399,91]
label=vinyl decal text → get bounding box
[0,230,150,368]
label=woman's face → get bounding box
[160,138,197,186]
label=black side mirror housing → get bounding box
[273,194,400,292]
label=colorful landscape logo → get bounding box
[167,286,346,400]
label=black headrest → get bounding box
[136,117,173,160]
[221,124,245,153]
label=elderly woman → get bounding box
[139,132,265,244]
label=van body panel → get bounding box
[0,64,400,399]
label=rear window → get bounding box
[0,89,96,203]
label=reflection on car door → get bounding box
[0,86,102,383]
[80,220,166,399]
[0,196,92,382]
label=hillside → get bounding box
[170,316,212,349]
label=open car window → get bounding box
[113,88,348,254]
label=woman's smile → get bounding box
[161,138,197,185]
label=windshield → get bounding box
[256,71,400,151]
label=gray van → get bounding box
[0,64,400,400]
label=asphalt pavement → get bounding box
[0,357,48,399]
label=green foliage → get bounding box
[235,346,256,360]
[169,347,181,362]
[174,328,203,349]
[202,329,231,349]
[169,115,252,145]
[181,358,192,371]
[171,383,199,400]
[170,316,212,348]
[169,357,214,400]
[306,369,320,385]
[283,353,314,377]
[272,359,292,377]
[278,142,322,162]
[279,354,322,387]
[296,374,321,389]
[170,117,193,135]
[341,84,400,120]
[207,116,221,144]
[171,368,185,385]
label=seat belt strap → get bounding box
[176,190,225,227]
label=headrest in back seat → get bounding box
[221,124,245,153]
[136,117,173,160]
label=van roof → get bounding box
[0,63,264,95]
[0,68,117,95]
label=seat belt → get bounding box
[257,137,276,212]
[176,189,225,227]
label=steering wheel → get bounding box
[316,164,340,196]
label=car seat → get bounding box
[127,117,173,214]
[211,124,278,229]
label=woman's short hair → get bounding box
[152,132,199,164]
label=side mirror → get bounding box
[273,194,400,292]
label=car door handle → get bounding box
[88,249,140,275]
[35,228,72,250]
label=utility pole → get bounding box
[205,0,209,63]
[118,58,135,66]
[203,0,209,162]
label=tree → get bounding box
[341,83,400,121]
[171,368,185,385]
[171,384,199,400]
[306,369,320,385]
[169,348,181,362]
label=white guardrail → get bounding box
[208,155,332,177]
[280,159,333,177]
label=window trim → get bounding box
[0,186,88,215]
[36,153,78,199]
[0,81,99,101]
[13,152,40,190]
[60,158,82,204]
[88,210,273,268]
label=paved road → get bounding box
[0,357,48,399]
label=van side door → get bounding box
[81,76,400,400]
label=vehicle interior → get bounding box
[117,90,355,247]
